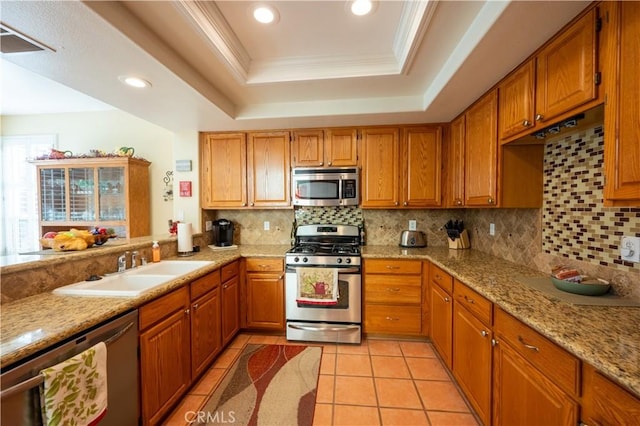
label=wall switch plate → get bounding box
[489,223,495,236]
[409,220,417,231]
[264,221,270,231]
[205,220,212,231]
[620,236,640,263]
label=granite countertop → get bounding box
[2,244,638,398]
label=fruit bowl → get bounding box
[93,234,110,245]
[550,276,611,296]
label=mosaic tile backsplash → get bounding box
[541,125,639,272]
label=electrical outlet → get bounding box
[409,220,417,231]
[264,221,270,231]
[489,223,495,236]
[205,220,212,231]
[620,236,640,263]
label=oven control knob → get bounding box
[303,257,308,263]
[294,256,300,263]
[337,258,343,264]
[346,258,352,264]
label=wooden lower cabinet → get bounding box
[139,286,191,426]
[363,259,424,335]
[581,363,640,425]
[245,258,285,330]
[221,262,240,346]
[190,272,222,379]
[428,264,453,368]
[452,300,493,425]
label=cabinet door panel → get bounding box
[191,288,221,378]
[447,115,465,207]
[201,133,247,208]
[453,303,492,425]
[247,132,291,207]
[403,126,442,207]
[582,363,640,425]
[429,283,452,368]
[292,130,324,167]
[361,127,400,207]
[326,128,358,166]
[246,273,284,329]
[535,9,597,123]
[498,60,535,141]
[140,309,190,425]
[221,276,240,345]
[464,90,498,207]
[493,339,578,426]
[603,1,640,202]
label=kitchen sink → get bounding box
[130,260,214,276]
[53,260,214,297]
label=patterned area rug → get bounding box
[200,344,322,426]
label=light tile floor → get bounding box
[165,333,480,426]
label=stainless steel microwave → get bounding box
[292,167,359,206]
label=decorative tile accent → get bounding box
[541,125,639,271]
[294,206,363,227]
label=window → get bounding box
[1,135,56,255]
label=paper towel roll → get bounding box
[177,222,193,253]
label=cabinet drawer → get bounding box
[190,270,221,300]
[246,257,283,272]
[221,260,240,282]
[365,275,421,304]
[139,286,189,331]
[495,308,580,396]
[430,263,453,294]
[453,280,493,326]
[365,259,422,275]
[365,304,422,334]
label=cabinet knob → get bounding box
[320,162,324,166]
[193,303,198,310]
[327,161,332,166]
[444,297,450,302]
[491,338,498,347]
[242,203,247,207]
[455,199,463,206]
[487,197,494,205]
[250,202,254,207]
[394,201,399,206]
[279,274,284,280]
[535,113,544,121]
[403,201,408,206]
[481,330,489,337]
[184,309,190,315]
[522,119,532,127]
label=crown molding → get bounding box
[393,0,438,74]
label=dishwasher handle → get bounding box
[0,320,135,401]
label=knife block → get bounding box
[448,229,470,249]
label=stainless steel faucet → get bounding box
[117,251,129,272]
[131,251,139,268]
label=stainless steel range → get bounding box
[285,224,362,344]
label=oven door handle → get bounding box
[288,324,360,332]
[286,267,360,274]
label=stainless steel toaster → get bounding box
[399,230,426,247]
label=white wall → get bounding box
[1,110,175,235]
[172,131,202,232]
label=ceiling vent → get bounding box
[0,23,53,54]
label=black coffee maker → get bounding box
[212,219,235,247]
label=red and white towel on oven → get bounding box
[296,267,340,305]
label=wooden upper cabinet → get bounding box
[402,126,443,207]
[535,8,598,125]
[247,131,291,208]
[292,129,324,167]
[447,115,465,207]
[325,128,358,166]
[464,90,498,207]
[360,127,400,208]
[602,1,640,204]
[498,59,536,142]
[200,133,247,208]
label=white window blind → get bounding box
[1,135,56,255]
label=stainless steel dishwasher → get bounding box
[1,310,139,425]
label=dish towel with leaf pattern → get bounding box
[296,267,339,305]
[40,342,108,426]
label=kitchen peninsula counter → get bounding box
[2,244,639,399]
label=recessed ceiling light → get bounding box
[253,5,279,24]
[118,75,152,89]
[350,0,374,16]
